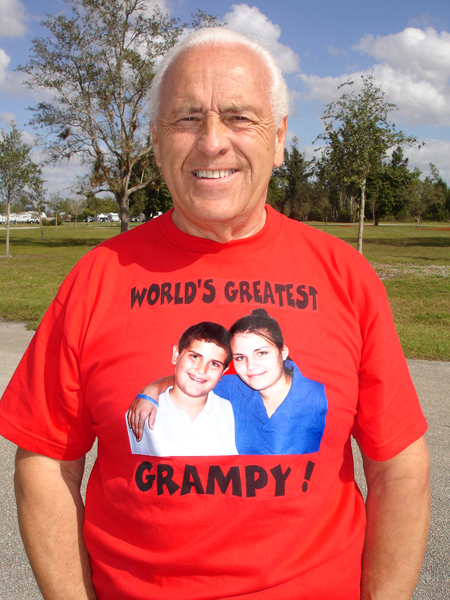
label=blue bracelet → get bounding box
[136,394,159,409]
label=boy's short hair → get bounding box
[178,322,232,367]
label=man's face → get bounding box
[172,340,227,400]
[152,44,287,239]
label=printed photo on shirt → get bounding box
[126,309,328,456]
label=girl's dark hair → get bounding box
[229,309,284,350]
[178,322,232,367]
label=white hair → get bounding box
[148,27,289,127]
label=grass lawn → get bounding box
[1,220,449,360]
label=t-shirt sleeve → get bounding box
[0,262,96,461]
[351,264,427,461]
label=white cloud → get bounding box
[299,27,450,128]
[224,4,300,74]
[355,28,450,86]
[404,139,450,183]
[0,0,28,38]
[0,47,11,85]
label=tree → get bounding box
[48,192,68,227]
[66,195,87,227]
[28,171,47,239]
[0,122,38,257]
[315,74,418,252]
[18,0,219,233]
[400,164,445,227]
[365,147,418,224]
[267,138,315,220]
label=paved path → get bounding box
[0,321,448,599]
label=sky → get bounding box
[0,0,449,195]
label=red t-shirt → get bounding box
[0,206,427,599]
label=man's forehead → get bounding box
[159,45,272,116]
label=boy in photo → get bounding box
[126,322,238,456]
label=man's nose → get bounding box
[196,114,230,156]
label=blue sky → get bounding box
[1,0,449,193]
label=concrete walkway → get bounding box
[0,320,448,599]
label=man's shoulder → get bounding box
[96,214,168,253]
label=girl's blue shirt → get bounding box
[214,360,328,455]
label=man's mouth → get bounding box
[193,169,236,179]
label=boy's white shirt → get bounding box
[126,387,238,456]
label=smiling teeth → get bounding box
[194,169,236,179]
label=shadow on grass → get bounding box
[3,237,110,249]
[364,237,450,248]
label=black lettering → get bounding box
[157,464,180,495]
[269,465,292,497]
[185,281,197,304]
[285,284,295,308]
[245,465,268,497]
[135,461,155,492]
[263,281,275,305]
[309,286,318,311]
[202,279,216,304]
[174,282,183,305]
[239,281,252,303]
[161,282,173,305]
[206,466,242,496]
[253,281,263,304]
[274,284,286,307]
[131,286,147,309]
[180,465,205,495]
[225,281,238,302]
[296,285,309,309]
[147,283,160,306]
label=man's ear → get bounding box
[150,121,161,167]
[171,345,179,366]
[273,116,288,168]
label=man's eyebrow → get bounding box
[168,103,259,117]
[223,104,258,114]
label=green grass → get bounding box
[1,221,449,360]
[0,224,121,328]
[310,222,450,360]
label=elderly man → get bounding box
[0,28,429,600]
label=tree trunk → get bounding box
[5,198,11,257]
[374,210,380,226]
[39,211,45,240]
[357,180,366,254]
[119,193,130,234]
